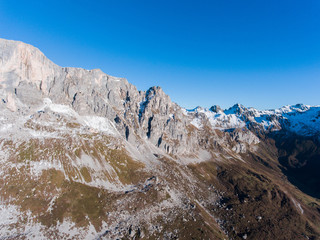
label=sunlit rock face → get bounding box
[0,38,319,239]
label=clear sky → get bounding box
[0,0,319,110]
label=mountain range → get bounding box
[0,38,319,239]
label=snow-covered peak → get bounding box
[224,103,247,115]
[188,105,246,130]
[276,104,311,114]
[189,103,320,137]
[186,106,204,113]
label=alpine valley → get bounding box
[0,38,320,240]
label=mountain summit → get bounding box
[0,38,319,239]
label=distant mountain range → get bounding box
[0,38,319,239]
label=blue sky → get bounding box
[0,0,319,110]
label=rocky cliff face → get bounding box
[0,38,320,239]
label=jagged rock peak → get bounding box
[144,86,168,100]
[209,105,223,113]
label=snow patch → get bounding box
[190,117,203,129]
[49,103,77,116]
[82,116,117,135]
[179,149,212,165]
[291,199,304,214]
